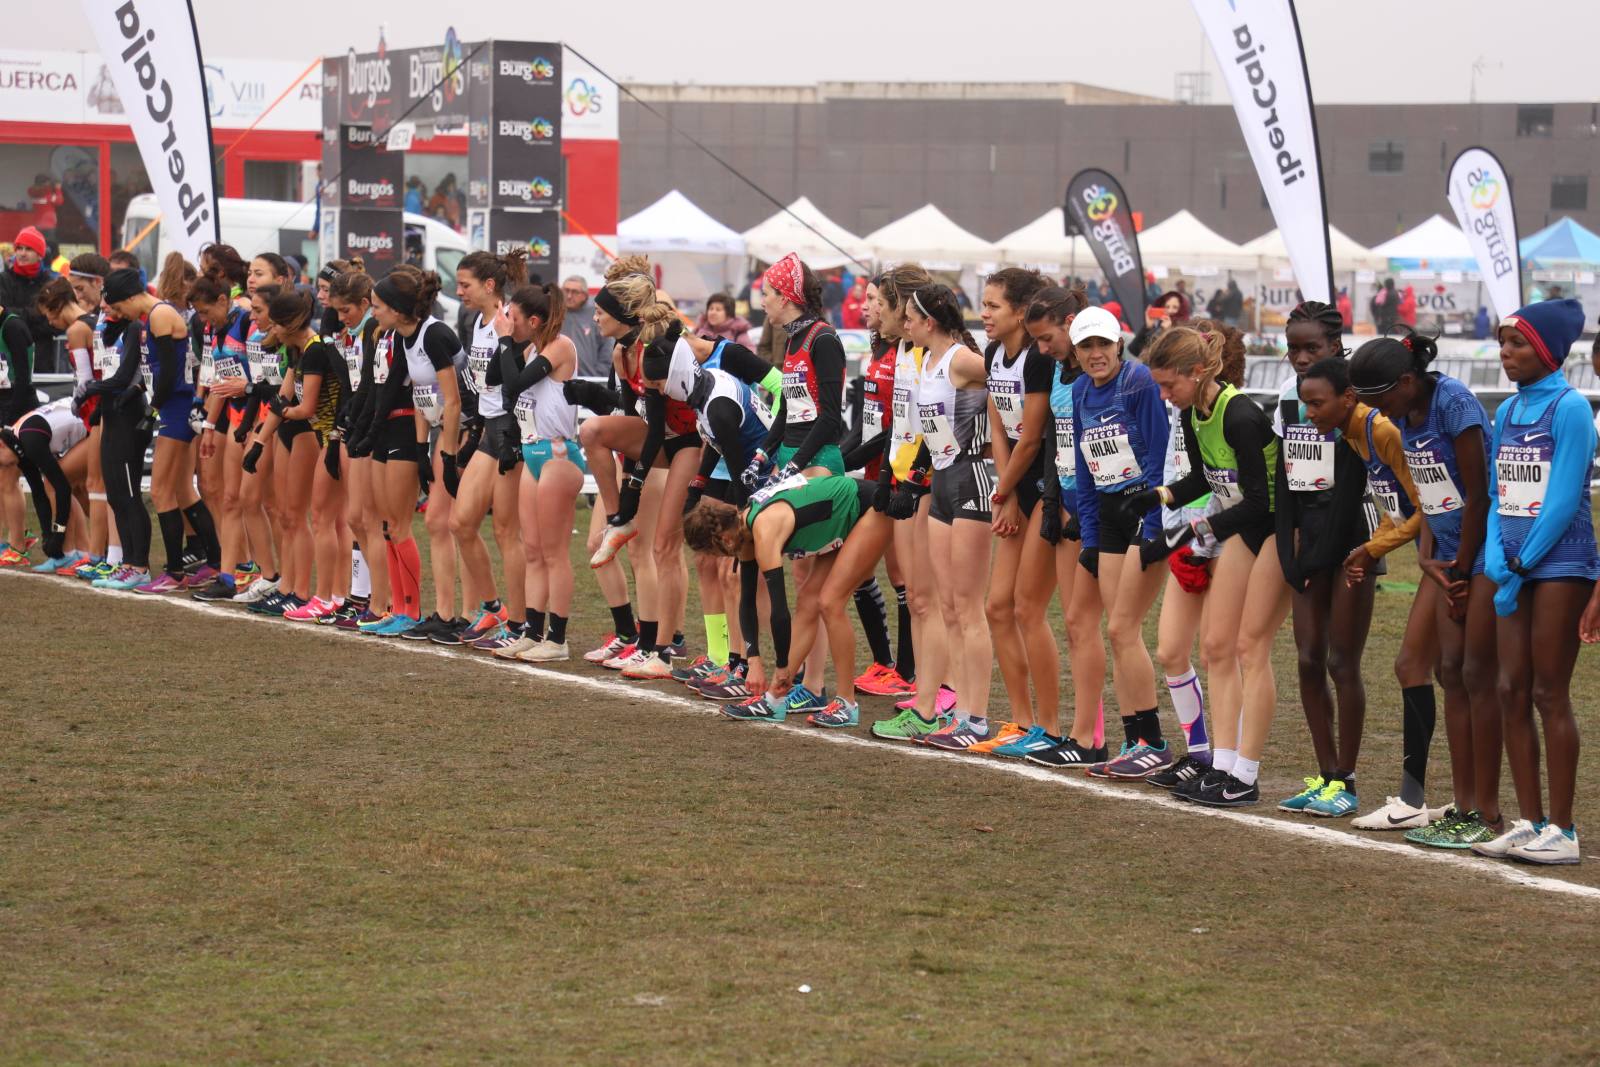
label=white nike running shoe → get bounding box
[1351,797,1447,831]
[1470,818,1539,858]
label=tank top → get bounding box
[917,343,988,472]
[1399,375,1487,561]
[336,313,371,387]
[985,339,1031,443]
[860,344,896,481]
[1075,360,1151,494]
[1495,383,1597,578]
[16,397,86,455]
[1050,370,1076,496]
[780,320,834,425]
[246,324,282,386]
[469,308,505,418]
[511,350,578,444]
[404,316,448,427]
[888,340,925,483]
[1192,383,1278,514]
[136,302,191,396]
[1360,408,1412,526]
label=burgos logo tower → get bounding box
[496,176,555,204]
[498,56,555,84]
[497,117,555,145]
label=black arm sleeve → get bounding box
[764,566,791,669]
[716,343,772,386]
[739,559,761,658]
[636,390,668,474]
[760,396,786,456]
[1207,400,1275,543]
[704,396,752,504]
[149,333,182,407]
[1039,416,1060,504]
[86,321,143,397]
[1,317,34,420]
[787,333,845,469]
[1164,407,1210,508]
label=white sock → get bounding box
[1212,747,1237,774]
[350,548,371,598]
[1233,756,1260,786]
[107,544,123,566]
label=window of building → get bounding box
[1368,141,1404,174]
[1517,105,1554,137]
[1552,175,1588,211]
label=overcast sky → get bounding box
[33,0,1600,104]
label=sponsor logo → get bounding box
[344,48,392,114]
[494,236,553,257]
[1228,21,1307,187]
[344,124,380,147]
[496,176,555,203]
[468,178,490,202]
[566,77,604,117]
[469,119,490,143]
[1076,181,1137,277]
[346,178,396,202]
[408,30,465,112]
[346,230,395,253]
[1462,165,1516,280]
[0,65,79,92]
[1085,188,1119,222]
[1521,430,1549,444]
[498,56,555,84]
[497,117,555,144]
[1470,169,1501,210]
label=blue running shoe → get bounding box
[993,724,1062,759]
[1277,775,1327,813]
[780,684,825,715]
[94,565,150,591]
[723,693,786,722]
[806,697,859,728]
[1306,779,1359,818]
[34,550,86,574]
[371,613,421,637]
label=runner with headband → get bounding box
[60,253,120,578]
[0,397,89,569]
[326,268,389,629]
[229,279,288,605]
[33,278,100,572]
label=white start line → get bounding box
[9,569,1599,903]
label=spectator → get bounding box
[27,174,64,249]
[822,268,845,326]
[1221,277,1244,327]
[427,174,462,231]
[840,275,868,329]
[0,226,58,356]
[1086,278,1103,305]
[1370,278,1398,334]
[1474,305,1492,340]
[696,292,752,346]
[1336,286,1353,330]
[559,274,609,377]
[404,176,425,215]
[1398,284,1417,328]
[1129,289,1189,357]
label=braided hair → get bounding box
[1286,300,1345,353]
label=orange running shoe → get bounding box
[966,721,1026,756]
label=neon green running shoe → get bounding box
[870,708,950,742]
[1429,810,1497,850]
[1404,806,1462,846]
[1277,775,1326,813]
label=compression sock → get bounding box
[1400,685,1436,809]
[853,575,893,667]
[1131,708,1163,746]
[351,547,371,599]
[157,509,186,576]
[384,537,404,616]
[609,603,638,642]
[181,501,221,567]
[1233,756,1260,786]
[1094,698,1105,748]
[893,584,914,680]
[393,538,422,619]
[704,613,729,665]
[547,613,568,645]
[1166,668,1209,762]
[525,609,546,642]
[1121,715,1141,748]
[638,620,659,653]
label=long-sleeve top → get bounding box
[1337,402,1422,559]
[1165,385,1276,546]
[1070,358,1169,548]
[0,311,36,424]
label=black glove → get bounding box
[1039,497,1063,545]
[614,473,644,525]
[886,483,927,520]
[683,475,706,515]
[871,479,892,514]
[740,450,771,490]
[323,437,342,481]
[241,441,264,474]
[496,427,521,475]
[563,378,618,416]
[1078,545,1100,580]
[1139,522,1197,570]
[1063,512,1081,542]
[441,451,460,497]
[42,523,67,561]
[1123,486,1162,516]
[417,450,433,495]
[266,392,289,417]
[346,429,373,459]
[774,461,801,484]
[457,418,483,468]
[187,398,208,437]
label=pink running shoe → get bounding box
[134,572,184,595]
[284,596,333,622]
[894,684,956,714]
[181,564,220,589]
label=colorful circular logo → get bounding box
[531,117,555,139]
[1086,189,1119,223]
[529,237,552,258]
[567,77,604,117]
[531,177,554,199]
[442,28,464,102]
[531,56,555,80]
[1471,174,1500,210]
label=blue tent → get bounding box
[1519,217,1600,267]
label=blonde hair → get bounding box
[604,254,652,283]
[1146,324,1227,401]
[602,269,679,346]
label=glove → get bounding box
[323,437,342,480]
[1168,545,1211,594]
[0,425,18,455]
[1039,497,1062,545]
[740,449,771,490]
[1139,521,1198,570]
[187,398,208,437]
[441,451,460,497]
[457,418,483,468]
[683,475,707,515]
[871,479,892,514]
[1079,545,1100,580]
[345,429,373,459]
[71,382,88,416]
[266,392,288,417]
[496,427,521,474]
[614,472,644,525]
[1123,486,1162,517]
[774,461,801,484]
[1063,512,1082,542]
[563,378,618,416]
[417,451,434,495]
[241,441,264,474]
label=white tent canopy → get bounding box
[1136,209,1257,271]
[1370,214,1474,262]
[742,196,871,270]
[1241,224,1385,272]
[994,207,1092,267]
[863,204,998,267]
[618,190,745,256]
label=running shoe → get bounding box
[1471,818,1539,859]
[470,623,520,652]
[406,614,458,642]
[16,533,37,553]
[233,562,261,587]
[662,640,688,662]
[1427,810,1497,850]
[698,675,756,702]
[428,615,477,646]
[246,590,287,615]
[320,600,359,626]
[379,613,422,637]
[622,652,675,680]
[924,719,992,752]
[1183,770,1260,808]
[1353,797,1448,831]
[34,550,87,575]
[493,634,542,660]
[94,565,151,591]
[258,594,303,618]
[605,646,650,672]
[1277,775,1328,814]
[589,520,637,568]
[0,546,30,567]
[896,685,956,714]
[1026,738,1107,770]
[867,666,916,696]
[178,549,204,574]
[233,574,278,605]
[181,565,220,590]
[1106,740,1175,780]
[1084,742,1136,778]
[467,605,509,636]
[76,559,114,581]
[1306,779,1359,818]
[1146,754,1210,790]
[516,640,571,663]
[780,684,826,715]
[357,612,397,634]
[584,633,631,664]
[134,572,185,595]
[987,723,1054,759]
[1403,807,1463,846]
[722,692,787,722]
[342,608,383,631]
[807,697,860,729]
[672,655,714,684]
[284,596,335,622]
[191,577,237,602]
[59,554,100,577]
[870,708,949,742]
[1507,823,1581,865]
[968,721,1028,756]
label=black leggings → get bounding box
[101,409,153,568]
[15,417,72,556]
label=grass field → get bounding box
[5,505,1600,1064]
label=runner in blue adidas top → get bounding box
[1349,329,1501,850]
[1478,299,1594,865]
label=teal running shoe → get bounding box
[34,550,85,574]
[94,565,150,591]
[1404,806,1462,846]
[78,559,115,582]
[780,684,825,714]
[992,724,1061,759]
[1277,775,1327,813]
[723,693,786,723]
[370,613,420,637]
[1306,779,1359,818]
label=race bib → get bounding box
[918,400,957,462]
[339,335,363,381]
[1367,471,1404,524]
[990,379,1025,441]
[212,354,245,381]
[0,358,9,390]
[198,350,215,388]
[372,336,392,385]
[751,471,809,506]
[1405,444,1463,516]
[891,385,916,446]
[294,376,305,404]
[863,396,885,431]
[140,360,155,394]
[1080,418,1142,488]
[247,339,282,385]
[782,370,818,423]
[1204,466,1242,507]
[92,336,117,375]
[751,387,776,430]
[1282,423,1336,492]
[413,383,442,426]
[468,342,494,395]
[514,390,539,444]
[1496,435,1552,519]
[1055,414,1074,478]
[1171,417,1192,481]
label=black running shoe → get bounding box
[427,616,474,645]
[402,612,452,642]
[1026,738,1106,770]
[180,550,204,575]
[191,577,238,602]
[321,599,365,626]
[1185,770,1260,808]
[1147,754,1210,790]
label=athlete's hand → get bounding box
[740,450,770,489]
[1343,545,1377,587]
[563,378,617,416]
[324,438,342,480]
[199,428,218,461]
[1139,522,1196,570]
[871,479,892,514]
[744,656,766,694]
[1124,486,1162,515]
[492,303,512,338]
[774,461,801,484]
[1038,499,1062,545]
[614,473,644,525]
[886,488,920,520]
[1580,582,1600,643]
[683,475,707,515]
[992,496,1022,538]
[266,392,288,417]
[1078,545,1100,580]
[241,441,264,474]
[456,419,482,469]
[417,452,434,496]
[441,452,460,497]
[496,428,521,474]
[1062,512,1081,543]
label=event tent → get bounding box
[617,189,747,302]
[1136,210,1258,271]
[741,196,872,271]
[1519,217,1600,267]
[1371,214,1474,269]
[863,204,998,267]
[1241,224,1386,272]
[993,207,1092,267]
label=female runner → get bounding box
[0,397,89,568]
[1348,331,1500,849]
[61,253,118,576]
[327,269,390,628]
[34,278,100,571]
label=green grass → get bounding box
[4,506,1600,1064]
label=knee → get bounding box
[984,591,1015,629]
[1461,655,1495,696]
[1201,631,1234,667]
[492,513,519,547]
[1326,648,1361,688]
[1105,613,1141,650]
[447,509,476,540]
[1296,644,1329,683]
[1530,677,1570,717]
[578,422,601,450]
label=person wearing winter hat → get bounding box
[1479,298,1595,865]
[0,226,58,358]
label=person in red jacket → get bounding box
[841,275,869,330]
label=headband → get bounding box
[317,265,342,285]
[69,269,104,281]
[911,289,931,318]
[763,252,806,307]
[373,275,416,318]
[594,284,640,327]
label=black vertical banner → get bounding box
[488,41,563,211]
[487,209,561,282]
[340,208,403,275]
[1064,168,1147,323]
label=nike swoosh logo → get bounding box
[1097,411,1119,423]
[1387,812,1416,825]
[1412,436,1435,448]
[1222,788,1253,800]
[1521,432,1549,443]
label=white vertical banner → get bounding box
[79,0,219,259]
[1191,0,1333,303]
[1446,147,1523,321]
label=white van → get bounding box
[120,194,472,319]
